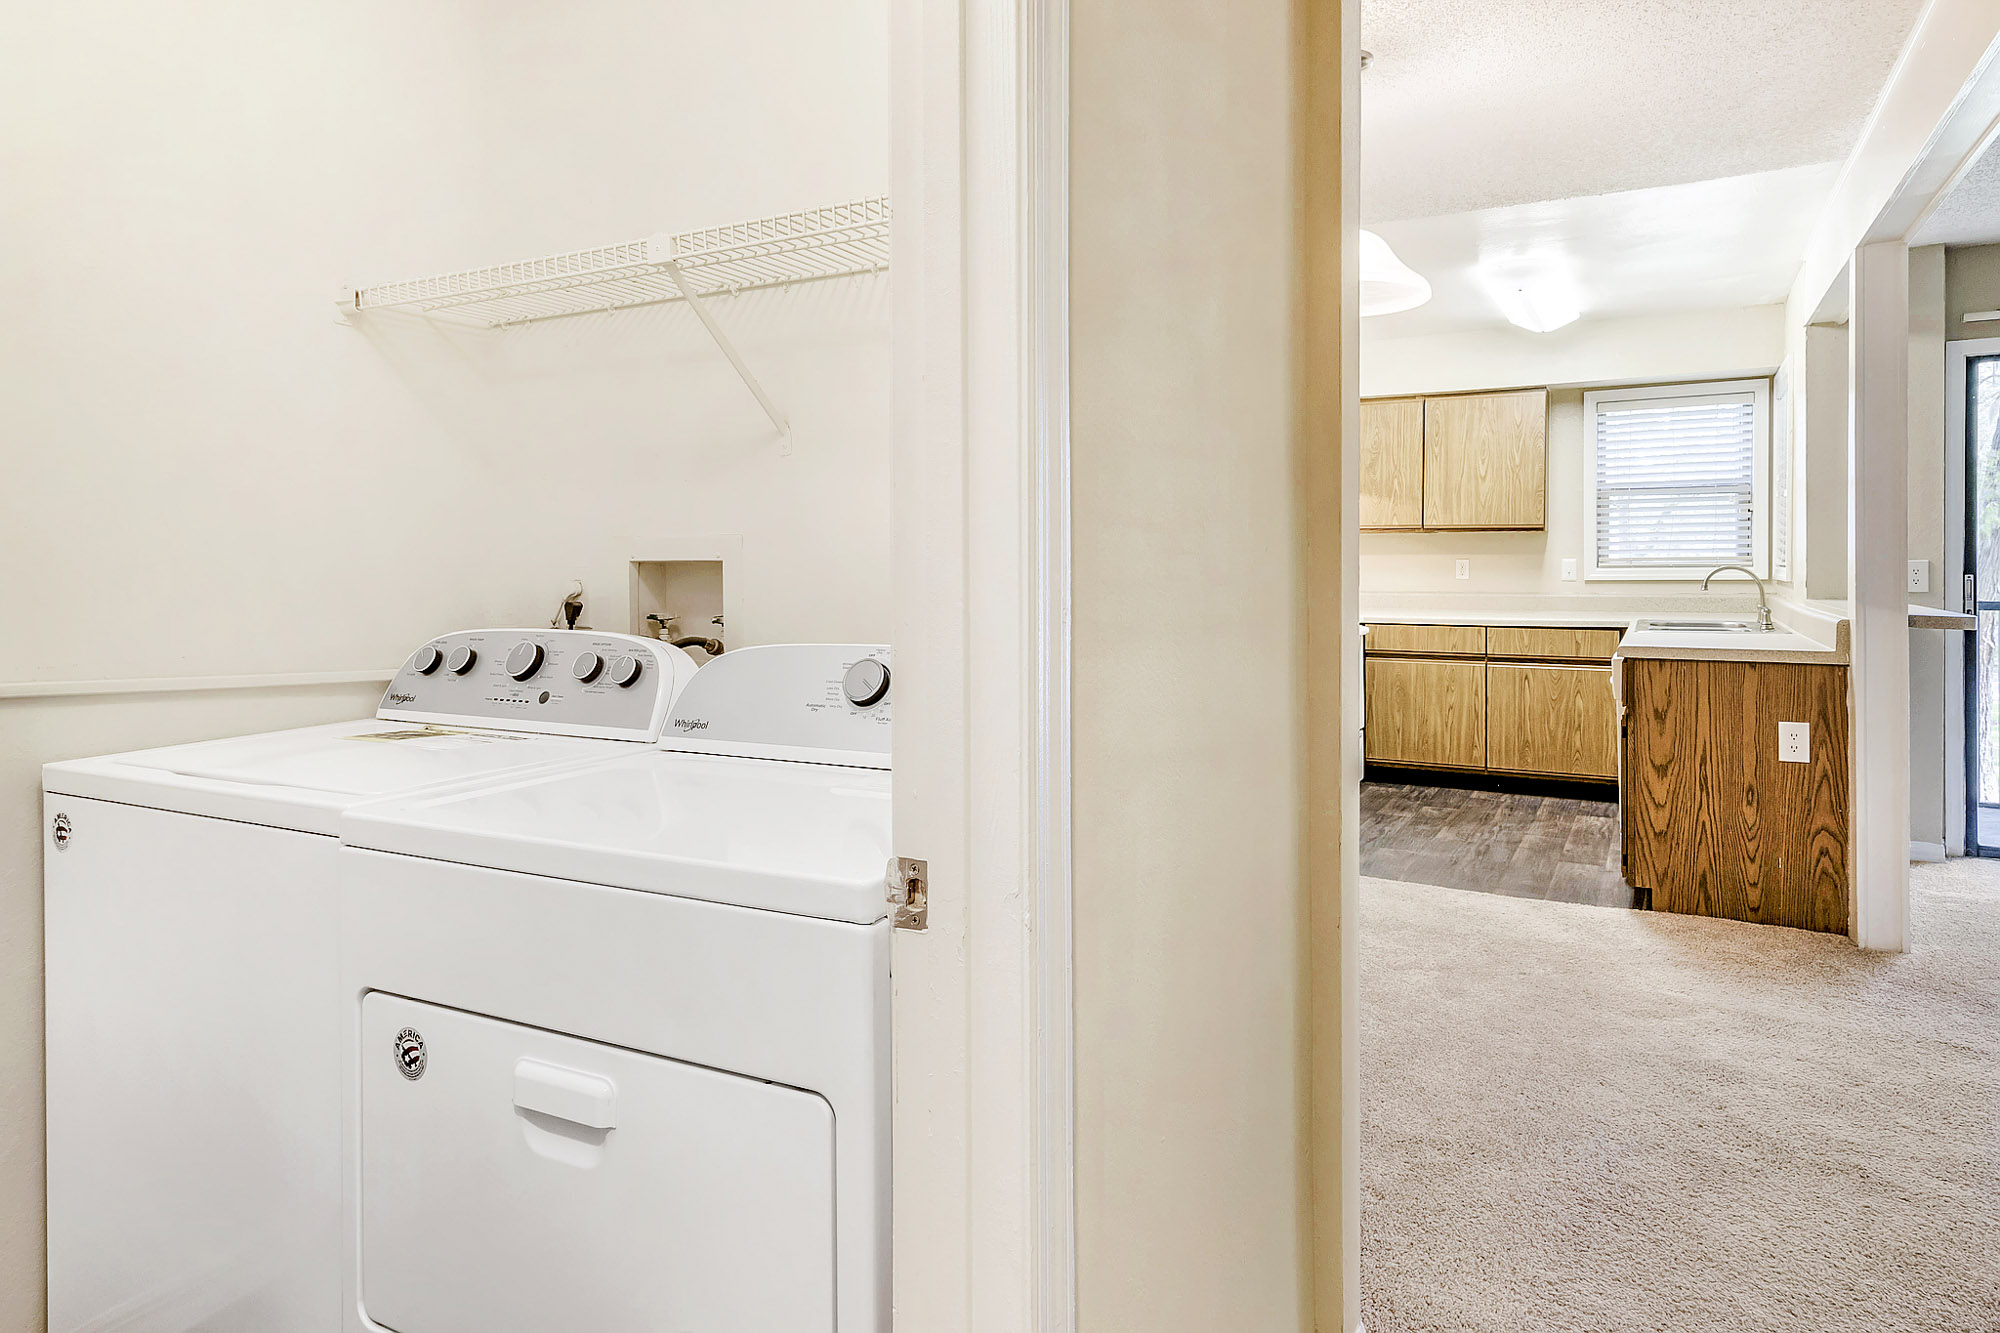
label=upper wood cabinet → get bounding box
[1422,389,1548,529]
[1359,397,1424,529]
[1358,388,1549,532]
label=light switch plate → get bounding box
[1561,558,1578,581]
[1455,559,1470,580]
[1778,721,1810,764]
[1907,559,1931,594]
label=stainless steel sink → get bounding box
[1645,619,1757,632]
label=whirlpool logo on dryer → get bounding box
[673,717,710,730]
[386,692,418,705]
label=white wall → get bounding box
[1945,242,2000,337]
[1359,305,1787,599]
[0,3,888,1321]
[1071,0,1308,1324]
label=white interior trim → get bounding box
[1026,0,1078,1321]
[0,669,395,701]
[889,0,1074,1324]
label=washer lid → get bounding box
[342,749,892,924]
[42,721,632,836]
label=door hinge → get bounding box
[886,857,928,931]
[1966,572,1978,616]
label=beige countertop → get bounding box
[1360,597,1965,665]
[1359,596,1851,665]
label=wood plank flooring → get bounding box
[1360,780,1643,909]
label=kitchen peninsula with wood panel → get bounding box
[1360,600,1866,935]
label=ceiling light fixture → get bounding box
[1495,285,1581,334]
[1360,229,1431,317]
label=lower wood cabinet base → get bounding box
[1621,657,1850,935]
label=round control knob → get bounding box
[843,658,891,708]
[607,655,643,689]
[446,646,478,676]
[572,651,604,683]
[413,645,443,675]
[505,641,545,681]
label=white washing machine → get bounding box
[337,643,893,1333]
[42,629,697,1333]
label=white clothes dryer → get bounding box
[41,629,696,1333]
[337,644,893,1333]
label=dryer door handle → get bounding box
[513,1058,618,1130]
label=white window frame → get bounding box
[1583,377,1773,582]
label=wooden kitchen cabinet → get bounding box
[1487,664,1617,779]
[1359,397,1424,529]
[1364,657,1485,769]
[1421,389,1548,529]
[1622,657,1849,934]
[1362,620,1622,782]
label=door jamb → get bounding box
[888,0,1075,1325]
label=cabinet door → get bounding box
[1422,389,1548,529]
[1364,657,1484,769]
[1487,664,1617,778]
[1359,398,1424,529]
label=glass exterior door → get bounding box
[1967,355,2000,853]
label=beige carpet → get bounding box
[1360,861,2000,1332]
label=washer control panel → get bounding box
[377,630,696,742]
[661,643,891,767]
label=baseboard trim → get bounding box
[1910,841,1946,863]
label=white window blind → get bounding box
[1590,387,1761,573]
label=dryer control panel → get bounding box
[377,630,697,743]
[659,643,891,768]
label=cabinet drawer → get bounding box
[1363,623,1485,657]
[1364,657,1485,769]
[1486,626,1622,662]
[1486,664,1617,779]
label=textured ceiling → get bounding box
[1913,139,2000,247]
[1366,163,1837,339]
[1361,0,1930,224]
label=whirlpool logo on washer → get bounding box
[394,1027,427,1080]
[385,692,418,705]
[672,717,709,730]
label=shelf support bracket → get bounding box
[662,252,792,454]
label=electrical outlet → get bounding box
[1455,559,1470,580]
[1561,558,1579,581]
[1907,559,1931,594]
[1778,721,1810,764]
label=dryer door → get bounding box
[359,994,835,1332]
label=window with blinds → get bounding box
[1584,380,1769,578]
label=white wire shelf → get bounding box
[346,196,888,327]
[340,197,890,449]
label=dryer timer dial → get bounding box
[843,659,890,708]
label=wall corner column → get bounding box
[1849,240,1913,951]
[1299,0,1363,1325]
